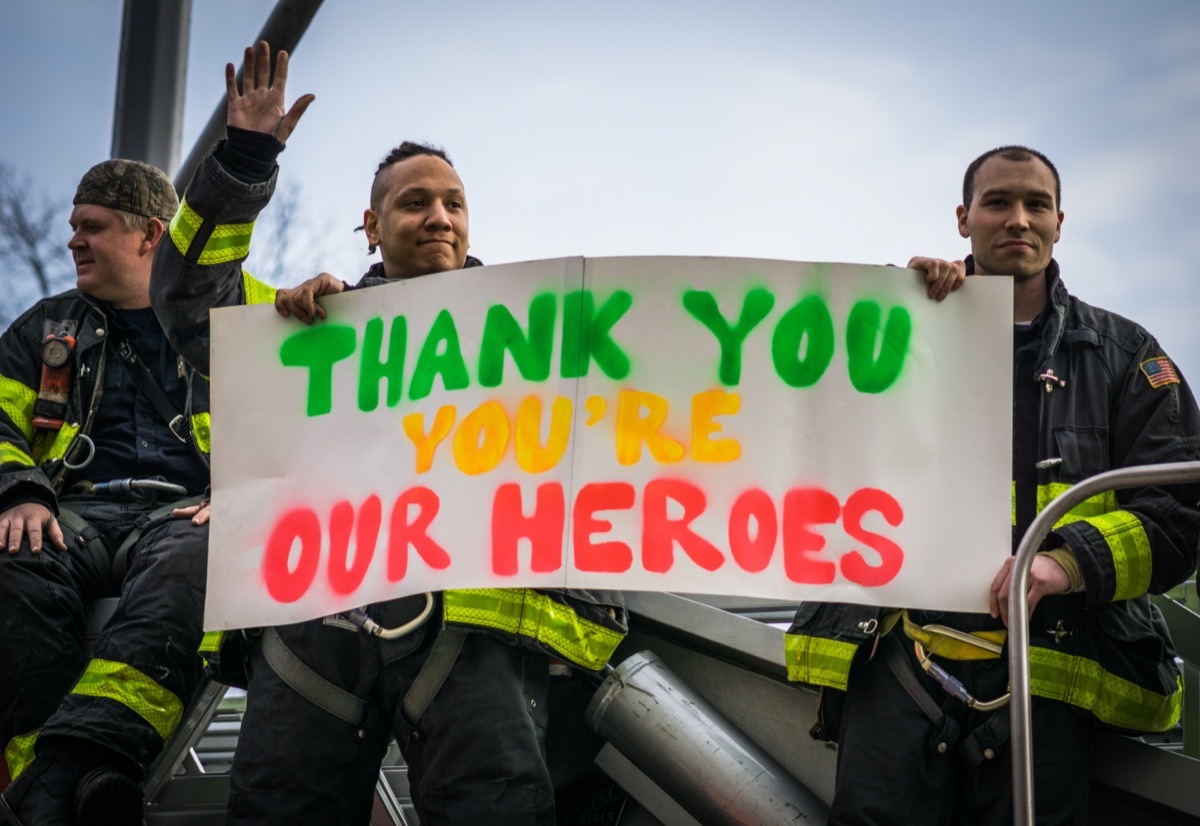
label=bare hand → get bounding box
[172,501,211,526]
[275,273,345,323]
[988,554,1072,626]
[0,502,67,554]
[907,257,966,301]
[226,40,315,143]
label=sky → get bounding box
[2,0,1198,377]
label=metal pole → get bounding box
[111,0,192,175]
[173,0,326,193]
[1009,460,1200,824]
[587,650,828,824]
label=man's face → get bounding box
[68,204,153,308]
[363,155,469,279]
[957,156,1063,281]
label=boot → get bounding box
[76,766,143,825]
[0,742,83,826]
[0,739,144,826]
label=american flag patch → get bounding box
[1140,357,1180,389]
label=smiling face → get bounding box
[362,154,469,279]
[67,204,157,308]
[957,155,1063,282]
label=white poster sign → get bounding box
[207,257,1012,630]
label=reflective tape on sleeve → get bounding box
[1087,511,1152,601]
[169,199,204,256]
[0,443,34,467]
[443,588,623,671]
[198,221,255,265]
[70,658,184,742]
[168,198,255,265]
[1029,646,1181,732]
[0,374,37,439]
[1035,483,1149,600]
[784,632,858,690]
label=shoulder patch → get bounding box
[1140,356,1180,389]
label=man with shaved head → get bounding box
[787,145,1200,824]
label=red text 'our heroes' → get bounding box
[261,480,904,603]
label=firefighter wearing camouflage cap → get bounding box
[0,155,208,826]
[73,158,178,222]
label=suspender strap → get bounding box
[882,634,961,751]
[401,628,467,727]
[107,329,191,445]
[56,507,111,585]
[261,627,369,727]
[958,707,1010,769]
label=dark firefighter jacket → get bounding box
[786,261,1200,734]
[0,291,211,511]
[150,142,627,672]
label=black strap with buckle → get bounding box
[106,327,192,446]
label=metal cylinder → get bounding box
[586,650,828,825]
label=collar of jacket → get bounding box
[965,255,1067,380]
[354,255,485,289]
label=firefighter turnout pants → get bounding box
[228,594,554,826]
[0,495,208,782]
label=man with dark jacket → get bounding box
[0,160,212,826]
[151,41,626,825]
[786,145,1200,824]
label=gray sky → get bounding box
[3,0,1198,377]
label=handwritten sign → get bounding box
[207,257,1012,630]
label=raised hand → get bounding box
[226,40,315,144]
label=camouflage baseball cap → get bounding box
[73,159,179,222]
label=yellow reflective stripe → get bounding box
[4,730,38,782]
[70,658,183,741]
[1036,483,1118,525]
[443,588,622,671]
[169,199,203,256]
[1087,511,1152,601]
[784,633,858,690]
[1029,646,1181,732]
[168,198,255,264]
[191,412,211,455]
[199,631,223,669]
[0,373,37,438]
[35,422,81,465]
[0,443,35,467]
[1034,484,1148,598]
[1011,480,1016,526]
[243,271,277,305]
[198,220,255,265]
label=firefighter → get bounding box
[150,41,627,825]
[786,146,1200,824]
[0,160,212,825]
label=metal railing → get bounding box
[1009,460,1200,824]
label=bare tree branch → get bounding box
[0,162,72,326]
[244,178,343,286]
